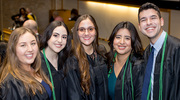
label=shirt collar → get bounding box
[150,30,166,52]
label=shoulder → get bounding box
[167,35,180,49]
[64,55,79,71]
[0,74,25,97]
[1,74,23,88]
[130,54,145,72]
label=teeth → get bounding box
[147,28,154,30]
[26,54,32,57]
[118,46,125,49]
[84,37,90,40]
[56,44,62,46]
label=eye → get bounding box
[53,34,58,37]
[78,28,85,32]
[88,27,95,32]
[53,33,59,37]
[62,35,67,39]
[20,44,25,47]
[140,18,146,22]
[151,16,157,20]
[125,37,131,40]
[115,36,121,39]
[31,42,36,45]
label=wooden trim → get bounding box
[98,37,109,42]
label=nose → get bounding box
[57,37,62,43]
[120,38,125,44]
[146,18,152,25]
[84,29,89,35]
[27,45,33,51]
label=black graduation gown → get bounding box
[40,52,67,100]
[64,54,108,100]
[143,35,180,100]
[0,74,49,100]
[111,55,145,100]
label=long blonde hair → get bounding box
[0,27,52,95]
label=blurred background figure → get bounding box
[11,7,28,28]
[26,8,37,21]
[23,20,40,40]
[52,11,64,22]
[0,42,7,67]
[69,8,80,21]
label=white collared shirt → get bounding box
[150,30,166,100]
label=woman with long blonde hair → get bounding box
[0,27,52,100]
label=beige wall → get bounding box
[170,10,180,39]
[0,0,51,34]
[0,0,179,48]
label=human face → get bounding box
[78,18,96,48]
[47,26,67,53]
[138,9,164,44]
[16,32,38,68]
[113,28,132,55]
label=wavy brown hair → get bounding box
[0,27,52,95]
[72,14,101,94]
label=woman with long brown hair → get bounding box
[64,14,108,100]
[0,27,52,100]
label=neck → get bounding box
[150,29,163,44]
[20,64,35,76]
[116,52,130,63]
[43,47,58,60]
[83,44,94,55]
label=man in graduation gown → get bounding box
[138,2,180,100]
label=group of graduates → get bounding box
[0,2,180,100]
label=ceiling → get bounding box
[82,0,180,10]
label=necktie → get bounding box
[141,46,155,100]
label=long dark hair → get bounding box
[40,21,71,69]
[106,21,144,70]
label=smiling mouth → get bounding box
[118,46,126,49]
[26,54,33,59]
[83,37,91,40]
[55,44,62,48]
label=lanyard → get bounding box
[108,54,134,100]
[147,33,168,100]
[43,48,56,100]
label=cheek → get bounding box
[113,39,119,45]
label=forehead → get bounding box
[79,18,94,27]
[139,9,159,18]
[18,32,35,43]
[53,26,67,35]
[116,28,131,36]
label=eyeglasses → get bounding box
[77,27,95,34]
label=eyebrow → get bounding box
[116,35,131,37]
[53,32,60,35]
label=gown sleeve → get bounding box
[0,79,26,100]
[65,57,83,100]
[174,46,180,100]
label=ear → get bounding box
[160,17,164,26]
